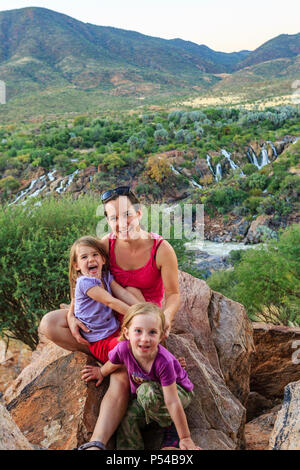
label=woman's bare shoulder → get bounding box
[156,239,177,266]
[101,234,110,253]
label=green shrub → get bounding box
[208,225,300,326]
[0,195,100,348]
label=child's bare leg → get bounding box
[125,286,145,302]
[87,367,130,449]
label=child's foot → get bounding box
[160,423,179,450]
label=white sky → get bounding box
[0,0,299,52]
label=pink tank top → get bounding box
[108,232,164,307]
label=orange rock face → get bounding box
[251,323,300,399]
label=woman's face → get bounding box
[105,196,142,239]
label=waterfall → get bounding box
[221,149,239,170]
[260,146,270,168]
[206,154,215,176]
[215,163,222,182]
[267,142,277,159]
[191,179,202,189]
[169,164,180,175]
[221,149,245,177]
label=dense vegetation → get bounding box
[1,105,300,221]
[207,224,300,327]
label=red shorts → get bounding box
[88,328,121,363]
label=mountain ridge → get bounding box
[0,7,300,119]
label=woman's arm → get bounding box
[67,298,91,345]
[156,241,180,337]
[110,280,143,305]
[162,383,200,450]
[87,285,130,316]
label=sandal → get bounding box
[77,441,106,450]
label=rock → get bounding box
[244,405,281,450]
[166,334,246,450]
[6,352,110,450]
[0,339,32,398]
[250,323,300,399]
[0,403,34,450]
[3,334,69,404]
[244,215,272,244]
[172,272,254,407]
[269,381,300,450]
[246,392,278,422]
[208,291,255,407]
[172,273,222,377]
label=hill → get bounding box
[0,6,248,100]
[0,7,299,119]
[236,33,300,69]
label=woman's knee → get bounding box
[38,309,67,339]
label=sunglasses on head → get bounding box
[101,186,133,203]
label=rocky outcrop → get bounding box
[3,271,254,450]
[243,215,273,244]
[250,323,300,399]
[269,380,300,450]
[6,352,109,450]
[166,334,246,450]
[4,336,69,404]
[0,403,33,450]
[244,405,281,450]
[0,339,32,398]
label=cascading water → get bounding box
[221,149,245,176]
[215,163,222,182]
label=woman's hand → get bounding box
[179,437,201,450]
[68,315,90,346]
[81,365,104,387]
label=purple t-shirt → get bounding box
[74,272,119,342]
[108,340,194,395]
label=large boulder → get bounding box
[4,271,254,450]
[269,380,300,450]
[4,335,69,404]
[173,272,255,406]
[6,352,109,450]
[250,323,300,399]
[0,403,33,450]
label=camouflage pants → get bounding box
[116,381,193,450]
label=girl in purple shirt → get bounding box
[69,236,143,365]
[91,302,201,451]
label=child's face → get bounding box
[125,313,163,360]
[74,244,106,278]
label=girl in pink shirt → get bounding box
[87,302,201,451]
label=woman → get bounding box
[39,186,181,449]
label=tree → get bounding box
[146,154,172,184]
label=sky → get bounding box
[0,0,299,52]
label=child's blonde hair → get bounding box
[119,302,165,341]
[69,235,109,299]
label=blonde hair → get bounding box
[119,302,165,341]
[69,236,109,299]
